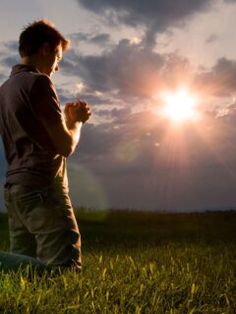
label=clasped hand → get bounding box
[64,100,91,124]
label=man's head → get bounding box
[19,20,70,76]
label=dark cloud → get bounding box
[0,41,18,80]
[195,57,236,97]
[78,0,213,47]
[95,107,132,120]
[61,38,193,98]
[3,40,18,52]
[69,32,90,42]
[61,36,236,107]
[0,43,17,85]
[69,32,111,47]
[205,34,219,44]
[0,55,19,68]
[90,33,111,45]
[78,0,212,29]
[56,87,76,104]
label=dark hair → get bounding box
[19,19,70,57]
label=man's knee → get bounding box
[36,228,82,270]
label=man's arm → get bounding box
[30,75,91,157]
[48,101,91,157]
[49,119,82,157]
[64,100,91,156]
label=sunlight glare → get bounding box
[162,88,199,123]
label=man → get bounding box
[0,20,91,272]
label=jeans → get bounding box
[4,182,81,271]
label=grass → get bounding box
[0,210,236,313]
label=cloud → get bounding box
[0,55,19,68]
[205,34,219,44]
[60,36,236,119]
[0,40,19,69]
[90,33,111,45]
[77,0,213,47]
[57,87,77,104]
[61,38,194,100]
[0,42,18,81]
[195,57,236,97]
[69,32,111,47]
[3,40,18,52]
[0,41,18,71]
[95,107,132,120]
[78,0,212,29]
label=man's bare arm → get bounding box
[46,100,91,157]
[62,100,91,156]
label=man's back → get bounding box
[0,64,66,188]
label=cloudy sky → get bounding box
[1,0,236,211]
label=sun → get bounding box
[161,88,199,123]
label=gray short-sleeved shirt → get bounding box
[0,64,68,189]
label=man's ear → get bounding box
[39,42,51,56]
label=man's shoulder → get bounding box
[30,74,57,99]
[6,71,53,95]
[7,64,52,85]
[15,70,48,84]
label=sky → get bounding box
[1,0,236,211]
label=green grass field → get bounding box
[0,210,236,313]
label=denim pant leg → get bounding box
[4,184,82,271]
[4,186,37,258]
[36,185,82,270]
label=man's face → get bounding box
[41,44,63,77]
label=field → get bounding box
[0,209,236,313]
